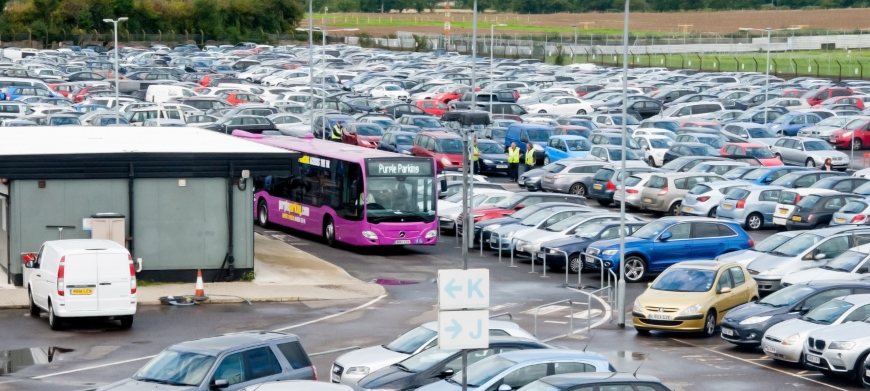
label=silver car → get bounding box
[716,231,802,266]
[682,180,752,218]
[688,161,749,176]
[332,321,535,390]
[269,113,311,137]
[722,123,779,146]
[513,213,643,258]
[796,115,860,139]
[763,294,870,364]
[519,160,583,192]
[717,185,785,230]
[486,206,590,252]
[804,313,870,377]
[584,145,645,165]
[540,161,607,196]
[614,172,657,210]
[640,172,725,215]
[770,136,849,169]
[832,199,870,226]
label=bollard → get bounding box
[497,234,502,263]
[510,238,517,267]
[529,245,536,274]
[480,229,483,257]
[541,252,549,278]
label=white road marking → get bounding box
[31,355,158,379]
[273,294,387,331]
[521,305,569,315]
[544,320,568,324]
[489,303,518,311]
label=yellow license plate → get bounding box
[837,218,846,223]
[779,208,788,214]
[644,198,652,203]
[684,206,692,211]
[545,178,552,182]
[723,204,732,210]
[594,184,603,190]
[71,288,93,295]
[792,216,802,221]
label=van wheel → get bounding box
[257,200,270,227]
[48,301,63,331]
[28,289,40,317]
[119,316,134,329]
[323,217,337,247]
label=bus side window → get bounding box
[337,162,364,221]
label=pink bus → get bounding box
[238,132,439,247]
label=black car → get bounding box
[650,88,696,104]
[538,222,646,273]
[786,192,861,230]
[358,337,551,391]
[205,115,278,134]
[477,140,510,175]
[377,131,416,155]
[732,92,775,110]
[588,165,660,206]
[383,103,427,119]
[721,280,870,347]
[661,142,720,165]
[527,373,671,391]
[462,202,582,242]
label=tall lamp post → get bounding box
[489,23,506,108]
[571,25,578,45]
[738,27,799,125]
[617,0,629,329]
[103,17,128,124]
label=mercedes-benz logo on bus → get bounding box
[399,231,406,238]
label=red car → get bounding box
[223,92,264,106]
[813,95,865,109]
[411,131,463,172]
[70,86,111,103]
[805,87,853,106]
[416,99,449,116]
[470,192,585,222]
[432,86,471,104]
[574,84,603,97]
[830,118,870,149]
[720,143,783,166]
[341,123,384,149]
[49,83,77,98]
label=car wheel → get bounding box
[669,201,682,216]
[702,310,717,337]
[28,289,40,317]
[648,157,656,167]
[569,183,587,196]
[568,254,583,274]
[538,109,547,113]
[577,109,587,115]
[708,207,718,218]
[774,153,783,162]
[746,213,764,230]
[257,200,269,227]
[855,138,864,150]
[806,158,816,167]
[119,315,134,329]
[777,130,786,137]
[48,300,63,331]
[597,199,611,206]
[544,156,550,165]
[323,217,337,247]
[624,256,647,282]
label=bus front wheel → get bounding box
[324,217,337,247]
[257,200,270,227]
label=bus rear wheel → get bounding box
[324,217,337,247]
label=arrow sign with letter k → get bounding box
[438,269,489,310]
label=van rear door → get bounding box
[64,252,100,312]
[97,251,133,311]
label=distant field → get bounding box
[303,8,870,36]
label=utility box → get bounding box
[90,213,126,248]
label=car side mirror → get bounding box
[797,146,804,151]
[439,368,455,379]
[659,231,673,241]
[814,253,826,261]
[763,177,773,184]
[24,261,34,269]
[211,379,229,389]
[719,286,732,294]
[498,385,512,391]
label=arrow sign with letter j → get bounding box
[438,310,489,349]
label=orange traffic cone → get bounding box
[193,269,208,301]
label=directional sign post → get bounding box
[438,269,489,310]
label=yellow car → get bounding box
[632,260,758,337]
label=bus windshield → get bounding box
[366,160,436,224]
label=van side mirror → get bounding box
[659,231,673,241]
[211,379,229,389]
[719,286,732,294]
[439,368,455,378]
[24,261,34,269]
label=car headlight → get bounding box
[739,316,771,325]
[633,299,641,311]
[441,157,452,166]
[346,366,370,375]
[425,230,437,239]
[362,231,378,240]
[679,303,703,316]
[843,131,854,137]
[483,159,493,164]
[781,334,800,346]
[486,224,502,230]
[533,144,544,151]
[829,341,856,350]
[602,249,619,256]
[548,248,559,254]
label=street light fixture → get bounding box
[738,27,800,125]
[103,17,128,125]
[489,23,506,110]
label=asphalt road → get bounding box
[0,170,861,391]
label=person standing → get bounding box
[821,158,834,171]
[524,142,536,174]
[507,142,521,182]
[331,121,344,142]
[473,139,481,174]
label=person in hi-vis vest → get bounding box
[331,121,344,141]
[524,142,536,173]
[473,139,481,174]
[507,142,521,182]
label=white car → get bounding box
[438,189,513,232]
[633,135,673,167]
[781,243,870,286]
[370,85,409,100]
[525,96,593,116]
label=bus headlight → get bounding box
[425,230,437,239]
[362,231,378,240]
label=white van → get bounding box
[25,239,136,330]
[145,84,198,103]
[125,106,185,126]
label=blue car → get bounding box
[543,135,592,163]
[739,166,814,185]
[3,86,57,101]
[768,112,823,137]
[584,217,753,282]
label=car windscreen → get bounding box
[796,195,823,209]
[399,347,460,372]
[769,233,823,257]
[478,143,504,154]
[820,250,869,273]
[723,167,757,180]
[437,139,463,154]
[526,128,552,142]
[745,147,774,158]
[608,148,638,160]
[631,220,670,239]
[747,127,776,138]
[384,326,438,354]
[649,138,672,149]
[566,139,591,151]
[801,299,854,325]
[357,125,384,136]
[651,268,716,292]
[840,200,869,214]
[133,349,216,387]
[757,284,816,307]
[804,140,834,151]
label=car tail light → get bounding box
[748,239,754,247]
[513,91,519,100]
[607,181,616,191]
[807,214,814,222]
[696,196,710,202]
[626,189,638,194]
[311,366,317,381]
[852,215,867,223]
[795,195,801,204]
[736,200,746,209]
[129,254,137,294]
[57,256,65,296]
[658,187,668,196]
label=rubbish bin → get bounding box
[90,213,126,247]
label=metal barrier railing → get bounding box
[584,286,612,333]
[531,299,576,339]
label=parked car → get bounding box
[540,161,607,196]
[95,331,315,390]
[469,192,587,223]
[473,203,586,247]
[543,135,592,163]
[514,213,643,259]
[720,143,783,166]
[785,192,862,230]
[832,199,870,226]
[770,170,844,190]
[661,142,721,165]
[717,185,785,230]
[715,231,802,266]
[632,261,758,336]
[803,312,870,379]
[517,373,671,391]
[485,206,592,252]
[537,222,646,273]
[634,135,674,167]
[768,112,824,137]
[588,164,659,207]
[377,131,416,155]
[829,117,870,150]
[411,132,463,172]
[640,172,725,215]
[681,181,752,218]
[770,136,850,169]
[772,188,841,228]
[781,243,870,286]
[585,217,754,282]
[688,161,750,176]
